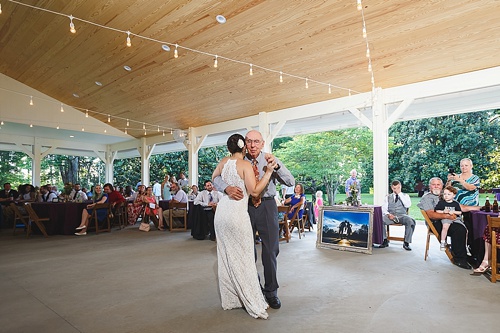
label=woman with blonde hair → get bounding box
[314,190,323,219]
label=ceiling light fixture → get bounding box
[216,15,226,24]
[70,135,74,138]
[162,44,170,51]
[124,128,128,134]
[305,78,309,89]
[174,44,179,58]
[72,93,79,98]
[126,119,130,126]
[142,123,146,130]
[69,15,76,33]
[249,64,253,76]
[279,71,283,83]
[157,126,160,132]
[107,114,111,122]
[85,109,89,117]
[56,125,59,129]
[126,31,132,47]
[124,65,131,71]
[60,103,64,112]
[328,84,332,94]
[0,121,4,125]
[144,129,147,136]
[82,127,85,131]
[214,55,218,68]
[162,130,165,137]
[30,96,33,106]
[95,81,103,86]
[30,124,33,128]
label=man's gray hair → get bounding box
[428,177,443,186]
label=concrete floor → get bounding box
[1,223,499,333]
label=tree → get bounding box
[274,128,373,204]
[389,111,500,192]
[0,151,31,186]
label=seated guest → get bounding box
[103,183,126,208]
[124,185,135,201]
[473,223,500,273]
[284,184,306,220]
[379,180,415,251]
[417,177,470,269]
[194,180,223,240]
[38,185,58,202]
[188,184,200,201]
[127,185,145,225]
[0,182,19,228]
[162,182,188,229]
[434,186,464,251]
[75,185,108,236]
[69,183,88,202]
[17,184,36,203]
[143,186,163,230]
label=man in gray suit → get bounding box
[379,180,415,251]
[213,130,294,309]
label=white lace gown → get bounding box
[214,159,269,319]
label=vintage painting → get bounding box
[317,205,373,254]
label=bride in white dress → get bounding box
[211,134,276,319]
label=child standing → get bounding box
[434,186,464,251]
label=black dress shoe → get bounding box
[265,296,281,309]
[454,260,471,270]
[378,239,389,248]
[403,242,412,251]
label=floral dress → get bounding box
[127,193,145,225]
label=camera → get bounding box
[448,167,455,176]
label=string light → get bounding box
[30,124,33,127]
[157,125,160,132]
[0,121,4,125]
[142,123,146,130]
[69,15,76,33]
[214,55,218,68]
[170,129,173,134]
[82,127,85,131]
[56,125,59,129]
[366,48,370,57]
[29,96,33,106]
[328,84,332,94]
[174,44,179,58]
[249,64,253,76]
[144,129,147,136]
[162,130,165,136]
[60,103,64,112]
[368,61,372,72]
[104,129,107,133]
[126,119,130,126]
[124,128,128,134]
[362,25,367,39]
[0,3,3,14]
[357,0,362,11]
[279,71,283,83]
[305,78,309,89]
[107,114,111,122]
[85,109,88,117]
[126,31,131,47]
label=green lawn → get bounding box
[308,192,491,221]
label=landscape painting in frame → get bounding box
[317,206,373,254]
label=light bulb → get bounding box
[30,124,33,128]
[60,103,64,112]
[104,129,107,133]
[249,64,253,76]
[126,119,130,126]
[174,44,178,58]
[85,109,88,117]
[328,84,332,94]
[107,114,111,122]
[56,125,59,129]
[362,26,367,38]
[0,121,4,125]
[368,62,372,72]
[124,128,128,134]
[157,126,160,132]
[371,75,375,84]
[214,55,218,68]
[279,71,283,83]
[170,129,173,134]
[144,129,147,136]
[126,31,131,47]
[142,123,146,130]
[305,78,309,89]
[82,127,85,131]
[0,4,2,14]
[30,96,33,106]
[357,0,362,11]
[162,130,165,136]
[69,15,76,33]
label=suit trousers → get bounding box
[382,214,415,243]
[248,199,279,297]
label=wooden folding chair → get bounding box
[386,209,409,243]
[111,202,126,229]
[169,202,187,232]
[10,203,30,237]
[88,203,111,234]
[486,215,500,283]
[302,201,313,232]
[289,206,305,239]
[278,206,290,243]
[24,203,50,238]
[421,210,453,262]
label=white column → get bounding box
[258,112,272,152]
[104,146,117,184]
[372,88,389,205]
[32,138,41,186]
[139,138,152,187]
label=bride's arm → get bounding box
[211,157,228,182]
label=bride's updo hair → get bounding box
[227,133,245,154]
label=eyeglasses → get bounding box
[245,139,261,145]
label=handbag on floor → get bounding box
[139,222,151,232]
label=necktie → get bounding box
[209,192,213,203]
[395,194,399,203]
[73,191,78,200]
[251,159,261,207]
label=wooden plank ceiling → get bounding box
[0,0,499,138]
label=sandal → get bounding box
[473,260,491,273]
